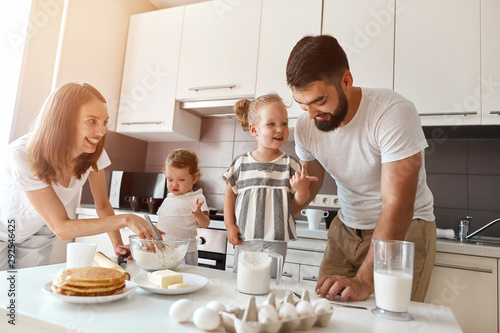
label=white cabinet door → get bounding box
[322,0,394,90]
[424,252,497,333]
[282,262,300,283]
[116,8,201,142]
[176,1,262,101]
[481,0,500,125]
[256,0,322,121]
[394,0,481,126]
[299,264,320,286]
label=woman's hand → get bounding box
[114,244,131,259]
[124,214,163,240]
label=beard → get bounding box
[314,88,349,132]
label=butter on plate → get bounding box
[168,282,191,289]
[148,269,183,288]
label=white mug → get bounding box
[301,209,329,230]
[66,242,96,268]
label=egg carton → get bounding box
[220,291,334,333]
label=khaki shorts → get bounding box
[318,216,436,302]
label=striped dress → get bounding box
[222,152,301,242]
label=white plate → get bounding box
[133,272,208,295]
[42,281,136,304]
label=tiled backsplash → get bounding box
[82,120,500,237]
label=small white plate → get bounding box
[133,272,208,295]
[42,281,136,304]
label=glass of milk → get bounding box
[236,251,283,295]
[371,239,415,321]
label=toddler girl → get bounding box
[156,149,210,265]
[223,93,317,269]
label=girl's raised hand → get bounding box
[291,163,318,192]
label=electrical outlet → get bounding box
[310,194,340,208]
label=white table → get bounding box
[0,262,462,333]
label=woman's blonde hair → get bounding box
[234,93,285,131]
[27,82,107,185]
[163,149,201,182]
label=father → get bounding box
[287,35,436,302]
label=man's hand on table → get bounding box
[316,274,373,302]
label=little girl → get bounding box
[222,93,317,269]
[156,149,210,265]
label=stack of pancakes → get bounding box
[52,267,127,296]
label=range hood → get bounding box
[179,99,240,117]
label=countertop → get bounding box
[0,262,461,333]
[76,205,500,258]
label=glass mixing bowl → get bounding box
[129,235,190,271]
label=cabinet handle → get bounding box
[418,112,477,117]
[189,84,236,91]
[282,272,293,278]
[198,258,217,267]
[489,111,500,115]
[288,246,324,253]
[227,265,233,269]
[434,263,493,274]
[302,276,318,282]
[121,121,162,125]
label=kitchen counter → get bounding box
[0,262,461,333]
[77,205,500,258]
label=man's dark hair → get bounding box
[286,35,349,90]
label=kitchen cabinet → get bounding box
[481,0,500,125]
[322,0,394,90]
[394,0,481,126]
[255,0,322,121]
[424,252,497,333]
[175,1,262,101]
[116,7,201,142]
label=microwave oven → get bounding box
[109,171,167,209]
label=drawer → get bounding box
[300,264,320,286]
[282,262,300,283]
[286,249,324,267]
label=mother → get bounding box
[0,82,158,270]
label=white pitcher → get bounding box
[236,250,283,295]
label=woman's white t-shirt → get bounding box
[0,133,111,243]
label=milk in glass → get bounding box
[374,270,413,312]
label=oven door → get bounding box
[197,228,227,270]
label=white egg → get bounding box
[313,298,332,314]
[258,304,279,323]
[296,300,314,316]
[206,300,226,313]
[193,307,220,331]
[278,302,298,320]
[169,299,196,323]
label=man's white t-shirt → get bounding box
[294,88,435,229]
[0,133,111,243]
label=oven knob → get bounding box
[197,237,206,245]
